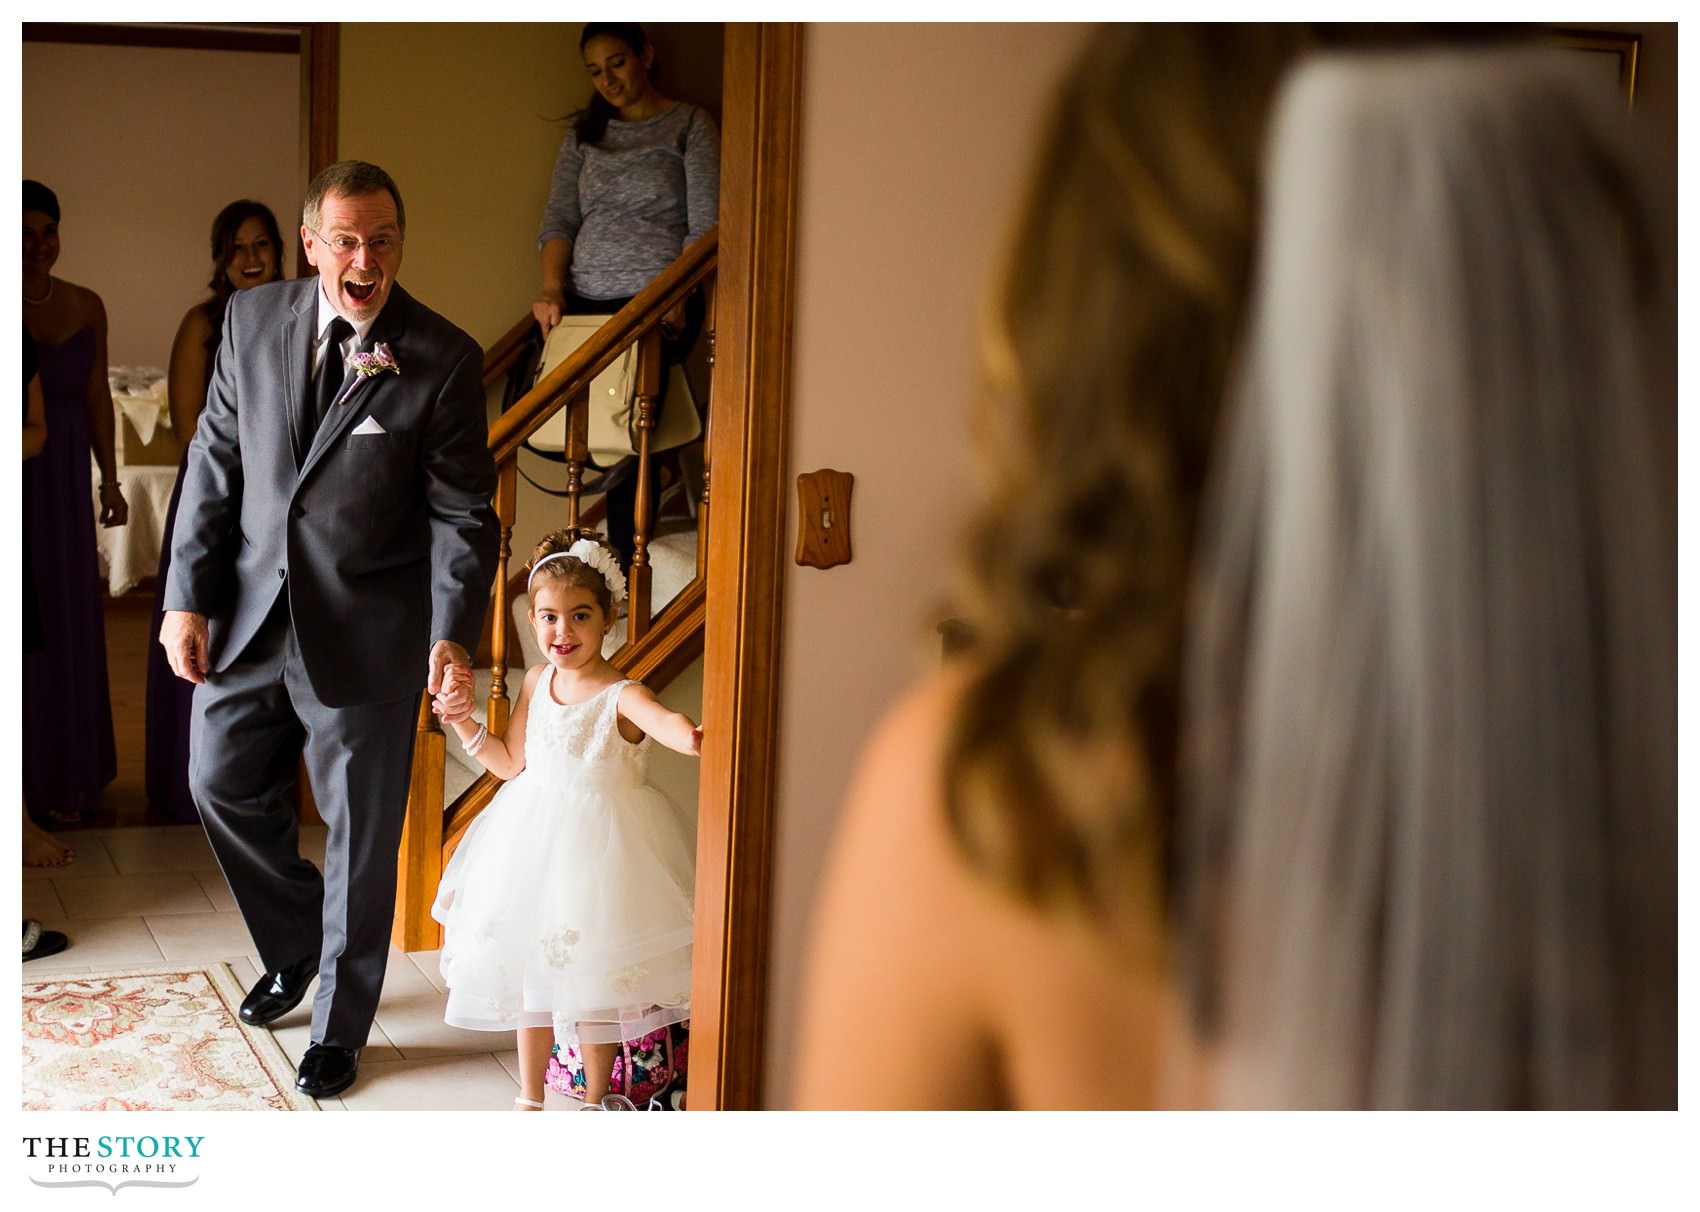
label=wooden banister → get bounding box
[394,229,718,956]
[491,228,718,462]
[480,313,539,389]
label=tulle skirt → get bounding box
[432,763,694,1044]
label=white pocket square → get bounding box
[350,415,387,436]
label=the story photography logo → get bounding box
[22,1133,204,1195]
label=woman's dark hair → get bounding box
[206,200,284,298]
[200,200,285,357]
[23,179,60,222]
[572,22,654,147]
[529,528,619,619]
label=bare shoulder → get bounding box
[506,662,548,722]
[793,669,999,1106]
[840,670,1077,962]
[63,279,107,327]
[837,669,975,862]
[173,304,213,347]
[614,678,660,711]
[813,667,1188,1108]
[797,669,1185,1107]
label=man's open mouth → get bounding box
[346,280,377,303]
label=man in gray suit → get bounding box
[160,160,497,1098]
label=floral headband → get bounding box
[527,539,628,604]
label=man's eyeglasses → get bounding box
[309,229,402,258]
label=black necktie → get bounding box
[311,318,354,437]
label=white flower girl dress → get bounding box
[432,674,694,1044]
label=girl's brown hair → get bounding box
[529,528,618,618]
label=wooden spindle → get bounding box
[629,330,660,639]
[564,383,589,533]
[486,461,517,739]
[704,275,717,370]
[698,274,715,580]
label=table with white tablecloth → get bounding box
[91,366,180,596]
[91,460,178,596]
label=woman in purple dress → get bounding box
[144,200,285,821]
[22,179,126,825]
[23,324,73,866]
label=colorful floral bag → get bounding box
[548,1021,689,1109]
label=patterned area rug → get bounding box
[21,963,318,1111]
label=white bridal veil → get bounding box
[1185,45,1676,1109]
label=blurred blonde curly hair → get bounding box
[942,24,1321,936]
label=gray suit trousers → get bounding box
[189,591,419,1048]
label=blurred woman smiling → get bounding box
[146,200,286,822]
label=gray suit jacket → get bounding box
[165,278,498,708]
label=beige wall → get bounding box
[651,655,705,847]
[336,23,585,351]
[21,42,300,370]
[762,22,1091,1106]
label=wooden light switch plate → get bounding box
[795,468,854,569]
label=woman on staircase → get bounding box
[532,21,719,572]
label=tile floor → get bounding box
[22,822,578,1111]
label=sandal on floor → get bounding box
[23,919,69,962]
[513,1097,544,1111]
[40,805,82,825]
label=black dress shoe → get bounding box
[239,954,319,1027]
[296,1043,361,1098]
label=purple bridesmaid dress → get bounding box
[21,327,117,821]
[144,449,198,821]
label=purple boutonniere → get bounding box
[335,342,400,405]
[350,342,400,380]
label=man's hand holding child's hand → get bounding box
[431,663,476,725]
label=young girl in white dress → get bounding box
[430,529,701,1109]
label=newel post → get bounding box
[485,461,517,739]
[393,695,446,950]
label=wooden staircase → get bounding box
[392,229,719,952]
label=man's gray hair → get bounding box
[302,160,406,234]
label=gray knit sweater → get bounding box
[537,102,720,301]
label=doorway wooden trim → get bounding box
[690,22,801,1111]
[303,25,340,179]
